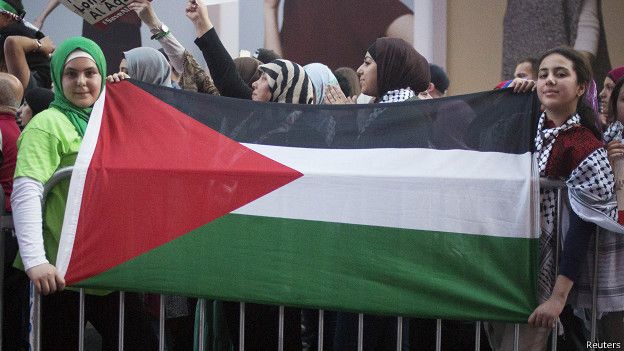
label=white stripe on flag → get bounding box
[237,144,534,239]
[57,88,107,277]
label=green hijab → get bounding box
[50,37,106,137]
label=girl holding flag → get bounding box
[11,36,156,350]
[487,46,616,350]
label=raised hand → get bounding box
[508,77,536,93]
[106,72,131,83]
[264,0,281,10]
[185,0,213,37]
[39,37,55,56]
[127,0,160,28]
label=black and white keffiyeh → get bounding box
[379,88,415,103]
[535,113,617,302]
[535,113,581,176]
[603,120,624,144]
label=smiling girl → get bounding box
[487,46,616,351]
[11,37,157,350]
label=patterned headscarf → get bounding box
[50,37,106,137]
[258,59,314,104]
[367,37,430,98]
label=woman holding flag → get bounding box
[487,46,617,350]
[11,36,156,350]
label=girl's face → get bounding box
[119,58,128,74]
[617,88,624,123]
[537,53,585,116]
[251,73,272,102]
[62,57,102,108]
[357,52,378,97]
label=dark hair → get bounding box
[429,64,449,92]
[516,57,539,78]
[609,77,624,123]
[334,66,360,97]
[255,48,282,64]
[538,46,600,139]
[25,87,54,116]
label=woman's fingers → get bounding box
[55,273,66,292]
[509,78,535,93]
[106,73,131,83]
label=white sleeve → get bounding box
[151,28,186,76]
[573,0,599,56]
[11,176,47,270]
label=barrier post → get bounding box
[239,302,245,351]
[278,306,284,351]
[550,187,564,351]
[317,309,324,351]
[118,291,125,351]
[590,225,600,344]
[30,284,41,351]
[474,321,481,351]
[357,313,363,351]
[396,317,403,351]
[159,295,165,351]
[435,319,442,351]
[78,288,85,351]
[197,298,206,351]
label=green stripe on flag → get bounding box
[75,214,538,322]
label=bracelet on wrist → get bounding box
[33,39,42,53]
[150,23,170,40]
[151,31,170,40]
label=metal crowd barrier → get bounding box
[21,172,603,351]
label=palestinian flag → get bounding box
[57,80,540,322]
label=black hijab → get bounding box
[368,37,430,95]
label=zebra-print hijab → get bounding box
[259,59,315,104]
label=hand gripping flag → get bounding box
[56,80,540,322]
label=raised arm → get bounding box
[385,14,414,45]
[33,0,61,30]
[128,0,185,75]
[4,36,55,89]
[263,0,283,57]
[186,0,251,99]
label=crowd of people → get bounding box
[0,0,622,350]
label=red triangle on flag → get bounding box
[64,82,303,284]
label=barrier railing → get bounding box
[13,171,602,350]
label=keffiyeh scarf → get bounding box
[535,113,616,302]
[603,120,624,144]
[379,88,415,104]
